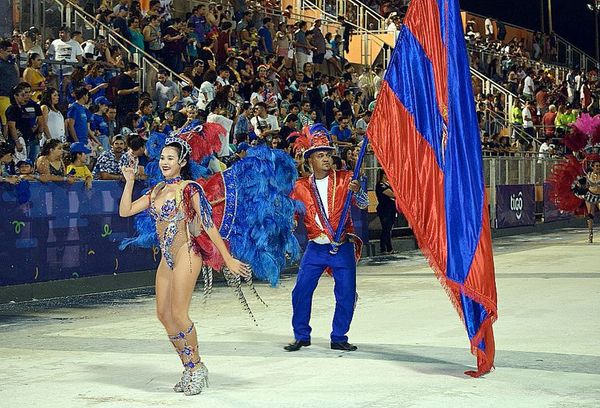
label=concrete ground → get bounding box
[0,228,599,408]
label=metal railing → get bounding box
[299,0,390,66]
[299,0,385,31]
[470,66,521,122]
[51,0,191,98]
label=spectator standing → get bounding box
[215,22,233,66]
[155,69,179,112]
[92,135,128,180]
[66,87,94,145]
[258,18,274,54]
[105,105,118,140]
[234,102,252,141]
[47,27,83,78]
[376,169,397,255]
[143,15,163,59]
[198,70,217,111]
[190,5,209,45]
[83,63,109,99]
[522,70,535,101]
[91,96,112,152]
[22,53,46,102]
[355,111,371,142]
[311,20,326,72]
[162,19,186,73]
[0,40,19,128]
[293,21,311,73]
[542,104,557,139]
[521,100,535,149]
[298,101,313,127]
[114,63,140,127]
[6,82,42,162]
[39,87,66,144]
[111,5,131,43]
[128,16,145,54]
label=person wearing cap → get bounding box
[91,96,112,152]
[15,159,39,181]
[66,142,93,189]
[93,135,128,180]
[284,124,369,353]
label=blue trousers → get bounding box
[291,241,357,343]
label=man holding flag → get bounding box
[367,0,498,377]
[284,124,369,352]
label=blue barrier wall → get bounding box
[0,181,159,286]
[1,181,369,287]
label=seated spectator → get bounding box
[0,142,19,184]
[36,139,74,183]
[250,102,280,141]
[66,142,92,189]
[223,142,250,168]
[355,111,371,142]
[15,159,38,181]
[93,135,128,180]
[330,115,354,145]
[125,133,147,180]
[279,114,299,140]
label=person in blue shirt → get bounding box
[66,87,95,146]
[83,63,109,99]
[329,115,354,145]
[90,96,111,152]
[257,18,274,53]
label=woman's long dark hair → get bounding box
[40,139,61,157]
[163,142,192,180]
[39,87,59,111]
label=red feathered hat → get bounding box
[293,124,335,159]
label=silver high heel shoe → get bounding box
[173,369,191,392]
[184,363,209,396]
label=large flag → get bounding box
[367,0,497,377]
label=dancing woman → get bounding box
[119,136,250,396]
[584,160,600,242]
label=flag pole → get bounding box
[330,136,369,254]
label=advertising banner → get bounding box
[495,184,535,228]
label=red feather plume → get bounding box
[547,155,586,215]
[178,122,225,162]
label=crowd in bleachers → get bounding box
[0,0,387,188]
[466,18,599,157]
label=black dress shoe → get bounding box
[330,342,358,351]
[283,340,311,351]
